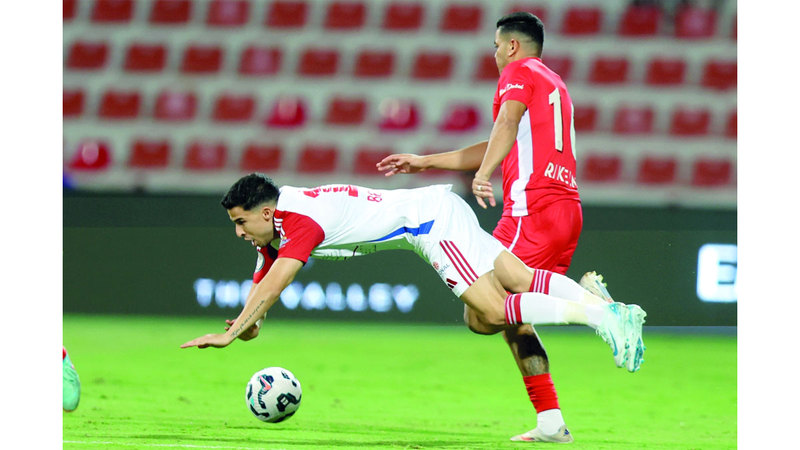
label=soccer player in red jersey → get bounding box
[377,12,612,442]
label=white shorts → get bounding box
[410,191,507,297]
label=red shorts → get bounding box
[492,200,582,275]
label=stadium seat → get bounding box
[378,99,420,131]
[440,3,483,33]
[617,5,661,37]
[128,139,171,169]
[725,109,736,138]
[98,89,141,119]
[700,60,736,90]
[636,156,677,185]
[265,0,308,28]
[297,144,339,173]
[588,56,629,84]
[264,96,307,128]
[66,41,109,70]
[572,104,598,132]
[644,57,686,86]
[353,49,395,78]
[613,105,654,135]
[240,142,282,171]
[239,45,282,76]
[181,44,223,74]
[542,54,573,81]
[64,0,77,20]
[206,0,250,27]
[505,4,547,24]
[63,89,85,118]
[473,53,498,82]
[184,141,228,170]
[675,6,716,39]
[691,158,732,187]
[411,50,454,80]
[91,0,134,23]
[68,140,112,171]
[438,103,480,133]
[669,106,711,137]
[382,2,424,31]
[298,48,340,77]
[325,96,367,126]
[212,92,256,122]
[561,6,602,35]
[154,90,197,121]
[149,0,192,24]
[324,1,366,30]
[581,154,622,182]
[353,147,395,175]
[123,42,167,72]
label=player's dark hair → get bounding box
[221,173,280,211]
[496,12,544,53]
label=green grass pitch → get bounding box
[63,315,736,449]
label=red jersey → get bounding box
[493,57,580,217]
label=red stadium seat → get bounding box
[123,42,167,72]
[64,0,77,20]
[636,156,677,185]
[411,51,454,80]
[241,143,282,171]
[154,90,197,121]
[505,4,547,24]
[382,2,423,31]
[239,45,282,76]
[473,53,498,82]
[265,0,308,28]
[644,57,686,86]
[440,3,483,32]
[542,54,573,81]
[181,44,223,74]
[617,5,661,37]
[378,99,420,132]
[581,154,622,182]
[91,0,134,23]
[572,104,598,132]
[149,0,192,24]
[588,56,629,84]
[66,41,109,70]
[725,110,736,138]
[325,96,367,126]
[691,158,732,187]
[128,139,171,169]
[206,0,250,27]
[298,48,340,77]
[353,49,395,78]
[613,105,654,135]
[675,6,716,39]
[562,6,602,35]
[63,89,84,118]
[297,144,339,173]
[324,1,366,30]
[701,60,736,90]
[68,140,112,171]
[212,92,256,122]
[669,106,711,137]
[264,96,307,128]
[353,147,395,175]
[439,103,481,133]
[185,141,228,170]
[98,89,141,119]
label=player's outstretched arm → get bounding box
[376,141,489,176]
[181,257,304,349]
[473,101,526,208]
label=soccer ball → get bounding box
[245,367,302,423]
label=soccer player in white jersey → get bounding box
[181,174,646,439]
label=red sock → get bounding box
[523,373,560,412]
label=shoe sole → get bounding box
[580,271,613,303]
[625,305,647,372]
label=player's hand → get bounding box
[472,175,495,209]
[180,333,234,349]
[225,319,260,341]
[376,154,425,177]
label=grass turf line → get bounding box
[63,315,736,449]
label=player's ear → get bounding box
[260,205,274,222]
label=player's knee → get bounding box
[464,307,502,335]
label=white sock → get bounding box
[531,269,608,306]
[505,292,608,329]
[537,409,565,435]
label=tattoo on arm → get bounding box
[231,299,267,338]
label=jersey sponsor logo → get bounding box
[543,162,578,188]
[499,82,524,97]
[445,278,458,289]
[302,185,359,198]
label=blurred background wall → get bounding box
[63,0,736,325]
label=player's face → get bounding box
[494,29,511,73]
[227,205,275,248]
